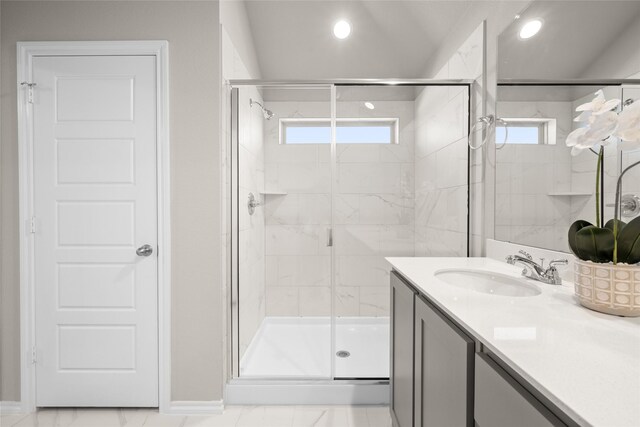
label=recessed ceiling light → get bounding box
[519,19,542,39]
[364,102,375,110]
[333,20,351,39]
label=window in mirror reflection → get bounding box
[497,118,556,145]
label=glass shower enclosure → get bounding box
[230,81,471,385]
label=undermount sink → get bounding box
[435,269,542,297]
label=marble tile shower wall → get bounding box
[263,100,415,317]
[237,86,266,359]
[414,23,481,257]
[495,101,573,252]
[334,101,415,317]
[414,85,469,257]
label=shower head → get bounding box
[250,99,274,120]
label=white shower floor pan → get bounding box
[239,316,390,379]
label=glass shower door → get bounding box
[235,85,334,379]
[233,82,470,381]
[331,85,419,379]
[330,84,470,379]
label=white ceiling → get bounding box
[499,1,640,80]
[244,0,470,79]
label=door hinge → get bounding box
[20,82,37,104]
[326,228,333,247]
[31,346,37,364]
[30,217,36,234]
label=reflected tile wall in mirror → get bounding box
[494,0,640,252]
[494,85,622,252]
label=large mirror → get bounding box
[495,1,640,252]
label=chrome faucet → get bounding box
[506,250,568,285]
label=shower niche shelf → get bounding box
[260,189,287,196]
[547,192,592,197]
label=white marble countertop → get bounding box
[386,257,640,427]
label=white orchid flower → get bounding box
[586,111,619,141]
[615,100,640,149]
[573,110,592,122]
[566,126,588,147]
[576,89,620,116]
[567,126,599,156]
[566,91,640,155]
[567,111,618,155]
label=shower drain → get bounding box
[336,350,350,358]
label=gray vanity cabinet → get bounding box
[414,295,474,427]
[390,272,474,427]
[390,272,416,427]
[390,270,573,427]
[475,353,565,427]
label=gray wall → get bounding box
[220,0,262,80]
[0,1,222,402]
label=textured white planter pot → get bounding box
[573,259,640,317]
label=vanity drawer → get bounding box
[474,353,565,427]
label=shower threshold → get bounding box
[225,379,389,405]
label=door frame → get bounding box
[17,41,171,413]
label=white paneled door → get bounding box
[32,56,158,406]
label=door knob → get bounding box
[136,244,153,257]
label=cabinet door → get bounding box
[414,296,474,427]
[475,353,565,427]
[390,272,416,427]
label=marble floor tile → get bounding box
[182,406,243,427]
[11,408,79,427]
[365,406,392,427]
[133,412,185,427]
[343,406,369,427]
[117,409,156,427]
[1,405,390,427]
[235,406,294,427]
[0,413,30,426]
[291,406,352,427]
[69,409,130,426]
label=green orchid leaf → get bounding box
[604,218,627,234]
[568,220,593,259]
[574,226,615,263]
[617,216,640,264]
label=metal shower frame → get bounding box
[227,78,475,384]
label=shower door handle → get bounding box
[326,228,333,247]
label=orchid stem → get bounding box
[613,159,640,264]
[595,147,603,228]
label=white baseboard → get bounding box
[164,400,224,415]
[0,401,24,414]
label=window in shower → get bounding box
[280,118,399,144]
